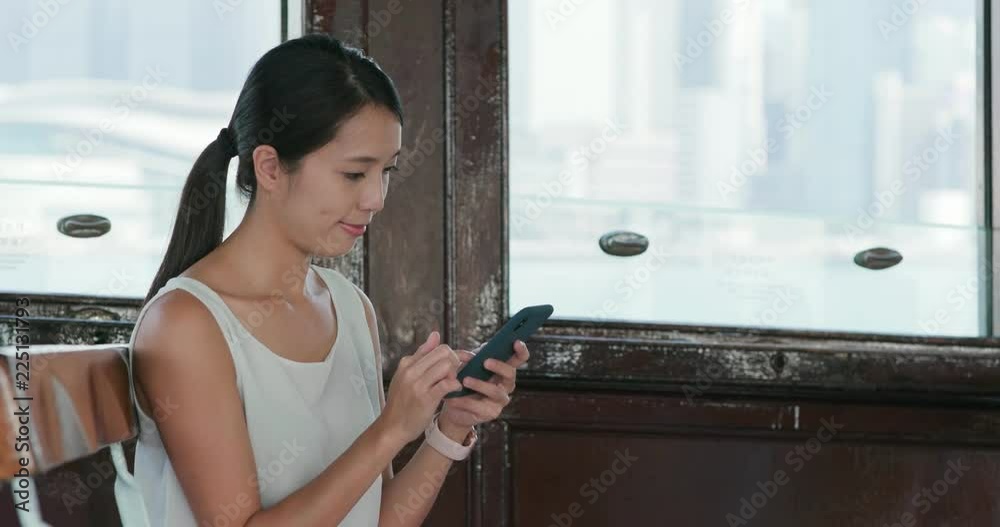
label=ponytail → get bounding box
[144,128,236,304]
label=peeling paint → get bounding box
[473,270,502,336]
[546,350,583,371]
[532,327,1000,398]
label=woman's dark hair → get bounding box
[144,34,403,304]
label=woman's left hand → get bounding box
[438,340,530,430]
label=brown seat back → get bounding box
[0,344,136,481]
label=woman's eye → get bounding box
[345,167,396,181]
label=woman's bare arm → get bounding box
[134,290,408,526]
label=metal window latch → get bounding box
[853,247,903,270]
[599,230,649,257]
[57,214,112,238]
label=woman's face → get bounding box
[267,104,402,257]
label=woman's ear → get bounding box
[252,144,284,194]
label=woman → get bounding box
[113,34,528,526]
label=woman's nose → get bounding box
[360,173,387,213]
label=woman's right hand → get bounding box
[380,330,463,444]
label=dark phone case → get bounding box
[444,304,553,399]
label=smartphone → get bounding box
[444,304,554,399]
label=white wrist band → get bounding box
[424,412,476,461]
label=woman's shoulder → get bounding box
[130,288,240,416]
[311,263,347,285]
[311,264,377,327]
[312,265,364,299]
[133,288,230,363]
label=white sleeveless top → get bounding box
[116,264,383,526]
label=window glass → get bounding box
[509,0,981,336]
[0,1,286,297]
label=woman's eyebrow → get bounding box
[345,150,401,163]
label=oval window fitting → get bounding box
[853,247,902,270]
[57,214,112,239]
[599,230,649,257]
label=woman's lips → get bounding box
[339,222,366,236]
